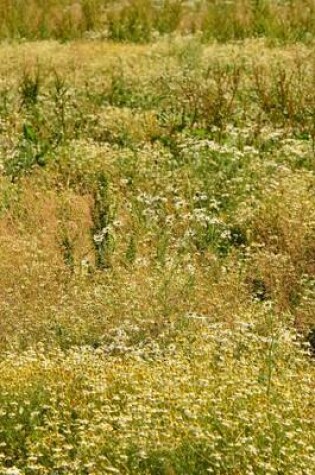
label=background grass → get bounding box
[0,0,314,42]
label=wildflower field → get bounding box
[0,1,314,474]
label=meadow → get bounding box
[0,1,314,474]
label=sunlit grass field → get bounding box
[0,5,314,473]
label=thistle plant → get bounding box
[91,172,113,270]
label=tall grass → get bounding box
[0,0,314,42]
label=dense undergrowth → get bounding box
[0,34,314,474]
